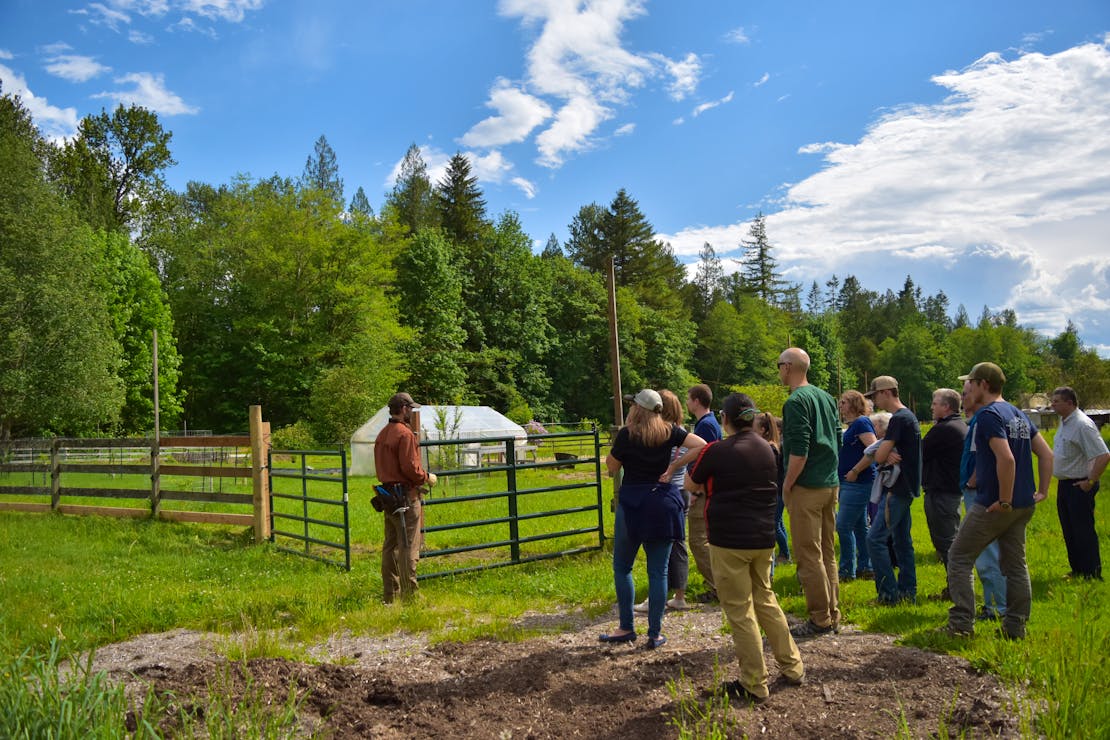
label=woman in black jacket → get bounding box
[686,393,805,703]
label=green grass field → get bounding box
[1,427,1107,737]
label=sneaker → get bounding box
[721,680,767,704]
[667,597,691,610]
[856,569,875,580]
[633,599,649,613]
[645,635,668,649]
[772,672,806,687]
[790,620,834,639]
[935,624,973,638]
[976,607,1001,621]
[696,591,719,604]
[774,554,792,565]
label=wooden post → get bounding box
[51,438,61,511]
[250,405,271,542]
[606,256,624,498]
[150,438,161,516]
[606,256,624,430]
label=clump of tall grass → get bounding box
[0,640,317,739]
[666,661,735,740]
[0,640,163,738]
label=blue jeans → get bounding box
[963,488,1006,614]
[836,481,872,578]
[866,492,916,602]
[775,493,790,558]
[612,503,673,639]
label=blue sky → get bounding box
[3,1,1110,356]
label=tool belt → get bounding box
[372,483,409,513]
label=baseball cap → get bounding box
[958,362,1006,386]
[388,392,420,414]
[623,389,663,413]
[864,375,899,398]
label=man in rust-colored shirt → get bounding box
[375,392,436,602]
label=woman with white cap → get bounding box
[600,389,707,649]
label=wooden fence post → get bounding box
[150,438,161,516]
[51,439,61,511]
[250,405,271,542]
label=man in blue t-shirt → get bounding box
[943,362,1052,640]
[686,384,722,602]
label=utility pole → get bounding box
[606,256,623,497]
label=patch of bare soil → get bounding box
[86,609,1019,738]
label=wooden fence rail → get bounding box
[0,405,271,541]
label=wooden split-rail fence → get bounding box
[0,406,272,542]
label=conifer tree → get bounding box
[739,212,789,307]
[383,144,437,234]
[301,134,343,204]
[435,152,488,251]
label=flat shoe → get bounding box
[645,635,667,649]
[598,631,637,644]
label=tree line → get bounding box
[3,92,1108,442]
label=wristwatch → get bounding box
[999,501,1012,510]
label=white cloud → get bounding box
[493,0,701,167]
[81,2,132,31]
[0,63,79,141]
[725,26,750,45]
[614,122,635,136]
[460,78,553,148]
[92,72,199,114]
[536,94,611,167]
[754,72,769,87]
[168,17,218,38]
[467,149,513,182]
[511,176,537,199]
[672,116,684,126]
[44,54,111,82]
[182,0,263,22]
[656,52,701,101]
[0,49,14,60]
[692,90,734,117]
[129,29,155,44]
[661,39,1110,352]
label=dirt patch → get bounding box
[85,609,1019,738]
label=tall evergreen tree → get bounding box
[383,144,437,235]
[541,232,563,259]
[954,304,970,329]
[349,186,373,217]
[805,281,822,316]
[566,189,686,313]
[689,242,723,320]
[435,152,488,251]
[301,134,343,204]
[739,212,789,307]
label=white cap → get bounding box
[624,389,663,413]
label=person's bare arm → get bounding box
[987,436,1016,511]
[1031,434,1054,503]
[605,454,622,478]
